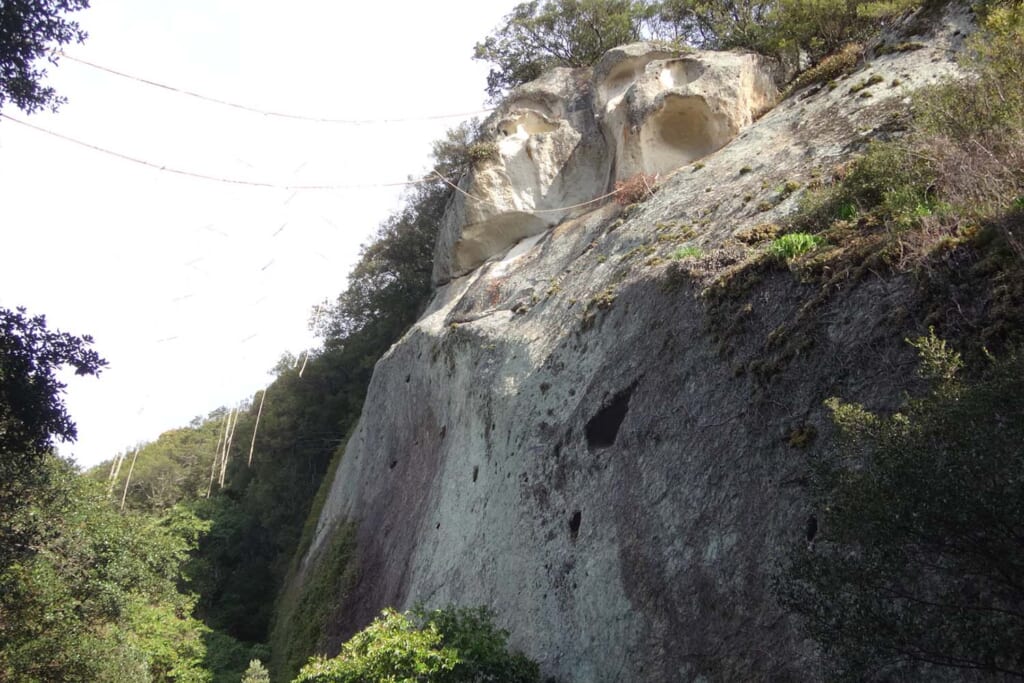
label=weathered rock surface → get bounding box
[432,45,780,286]
[305,6,972,681]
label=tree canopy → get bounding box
[0,461,212,682]
[473,0,922,98]
[473,0,651,99]
[0,306,105,567]
[0,306,210,682]
[0,0,90,113]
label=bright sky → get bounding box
[0,0,518,468]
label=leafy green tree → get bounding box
[777,335,1024,680]
[292,607,540,683]
[473,0,926,98]
[0,306,105,568]
[473,0,654,98]
[0,0,91,113]
[672,0,774,50]
[0,306,105,472]
[241,658,271,683]
[0,458,212,682]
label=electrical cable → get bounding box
[4,113,625,212]
[430,170,620,214]
[1,113,438,190]
[58,52,495,125]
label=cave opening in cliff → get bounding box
[585,386,633,450]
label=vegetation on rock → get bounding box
[778,334,1024,679]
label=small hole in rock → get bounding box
[473,466,479,483]
[436,522,441,530]
[389,460,398,469]
[569,509,582,541]
[439,425,447,439]
[585,386,634,450]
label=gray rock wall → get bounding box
[303,7,972,681]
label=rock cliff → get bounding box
[303,6,972,681]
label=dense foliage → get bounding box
[0,306,105,570]
[473,0,651,98]
[778,337,1024,679]
[0,307,105,476]
[293,607,540,683]
[0,462,212,682]
[0,0,90,113]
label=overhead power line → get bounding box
[3,115,622,211]
[59,52,495,125]
[1,113,434,190]
[430,170,621,214]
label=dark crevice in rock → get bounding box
[585,386,634,450]
[569,509,582,541]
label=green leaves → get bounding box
[292,606,539,683]
[471,0,919,99]
[0,0,91,113]
[295,610,458,683]
[0,458,212,682]
[0,306,106,472]
[473,0,649,99]
[767,232,823,259]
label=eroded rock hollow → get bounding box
[432,44,779,286]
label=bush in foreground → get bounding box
[293,606,540,683]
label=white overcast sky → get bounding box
[0,0,519,468]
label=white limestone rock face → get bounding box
[432,45,779,286]
[432,67,611,286]
[594,44,779,180]
[306,7,972,681]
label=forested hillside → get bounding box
[2,0,1023,681]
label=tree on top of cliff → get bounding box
[473,0,925,98]
[0,0,91,113]
[473,0,653,99]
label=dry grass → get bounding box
[614,173,658,205]
[785,43,865,97]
